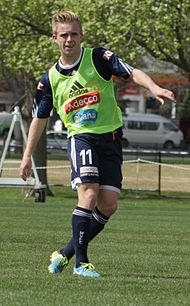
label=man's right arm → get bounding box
[20,70,53,181]
[20,118,48,181]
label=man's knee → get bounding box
[97,190,119,217]
[98,201,118,217]
[77,183,99,209]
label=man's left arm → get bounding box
[131,68,176,105]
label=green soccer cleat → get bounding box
[48,251,68,273]
[73,263,101,278]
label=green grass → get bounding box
[0,188,190,306]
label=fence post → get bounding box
[158,151,161,195]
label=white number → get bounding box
[86,149,92,164]
[80,149,92,165]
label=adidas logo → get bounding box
[69,81,88,98]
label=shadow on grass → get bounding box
[126,273,190,281]
[120,188,190,200]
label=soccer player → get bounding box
[20,11,176,278]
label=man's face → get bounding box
[53,21,83,59]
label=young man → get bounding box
[20,11,176,278]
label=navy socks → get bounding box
[72,207,92,267]
[60,206,109,264]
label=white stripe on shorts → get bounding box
[70,136,77,172]
[100,185,121,193]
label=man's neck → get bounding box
[60,48,83,68]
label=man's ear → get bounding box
[52,34,57,43]
[80,32,84,43]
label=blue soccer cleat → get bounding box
[48,251,68,273]
[73,263,101,278]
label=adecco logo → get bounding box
[65,92,100,114]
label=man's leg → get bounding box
[48,191,96,274]
[72,206,92,266]
[48,190,118,275]
[60,206,109,260]
[72,183,102,277]
[60,189,118,258]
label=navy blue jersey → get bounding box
[33,47,133,118]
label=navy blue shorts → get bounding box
[68,128,123,193]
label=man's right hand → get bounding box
[20,156,32,181]
[19,117,48,181]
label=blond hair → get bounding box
[52,11,82,34]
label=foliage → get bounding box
[123,0,190,76]
[0,0,60,79]
[0,0,190,80]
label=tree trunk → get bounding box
[1,67,53,196]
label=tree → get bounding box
[0,0,189,188]
[1,0,189,76]
[0,0,63,191]
[83,0,190,77]
[81,0,190,117]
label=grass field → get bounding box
[0,187,190,306]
